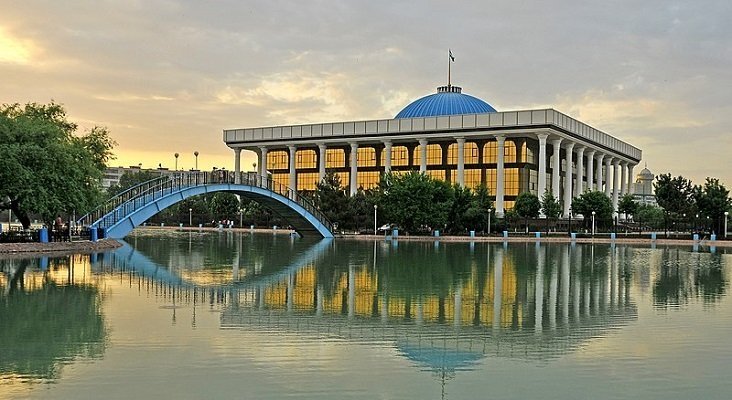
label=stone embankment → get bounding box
[0,239,122,256]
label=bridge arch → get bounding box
[78,173,334,239]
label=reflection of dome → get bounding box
[395,85,497,118]
[396,342,483,371]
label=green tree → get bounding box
[465,183,493,233]
[446,185,474,233]
[377,172,454,234]
[209,192,240,222]
[514,192,540,218]
[572,191,613,229]
[346,188,374,231]
[541,190,562,219]
[654,174,695,233]
[0,102,115,228]
[314,172,350,228]
[513,192,541,232]
[618,193,638,218]
[635,204,665,230]
[693,178,732,234]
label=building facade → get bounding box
[223,84,642,217]
[633,166,657,206]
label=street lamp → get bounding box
[373,204,378,235]
[189,208,192,227]
[174,153,179,171]
[194,151,199,171]
[239,208,243,228]
[591,211,596,237]
[725,211,729,239]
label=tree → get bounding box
[514,192,541,219]
[618,193,638,219]
[635,204,665,230]
[446,185,474,233]
[693,178,732,234]
[513,192,541,232]
[465,184,493,233]
[208,192,240,222]
[314,172,350,228]
[571,191,613,228]
[0,102,115,228]
[654,174,695,233]
[346,188,374,231]
[377,172,453,234]
[540,190,562,219]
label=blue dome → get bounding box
[395,85,496,119]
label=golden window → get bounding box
[267,151,288,170]
[464,169,482,190]
[412,144,442,166]
[380,145,410,167]
[297,172,319,191]
[357,171,380,190]
[295,149,317,169]
[326,148,345,168]
[447,142,479,165]
[357,147,376,167]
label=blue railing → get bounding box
[77,171,334,233]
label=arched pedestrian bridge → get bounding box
[77,172,334,239]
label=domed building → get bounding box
[224,82,643,217]
[633,166,657,206]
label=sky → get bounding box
[1,0,731,186]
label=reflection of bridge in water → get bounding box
[83,240,640,368]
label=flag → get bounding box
[449,49,455,62]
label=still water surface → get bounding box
[1,231,732,399]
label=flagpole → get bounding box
[448,50,451,87]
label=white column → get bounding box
[259,146,268,179]
[495,135,506,217]
[620,161,628,195]
[234,148,241,184]
[575,146,585,196]
[383,141,392,174]
[537,133,548,201]
[551,138,562,200]
[612,158,620,213]
[604,157,612,197]
[456,137,465,186]
[563,142,575,217]
[419,138,428,173]
[595,153,605,194]
[349,142,358,196]
[585,149,595,191]
[627,163,635,194]
[288,145,297,191]
[318,143,327,182]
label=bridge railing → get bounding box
[79,171,334,233]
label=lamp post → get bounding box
[591,211,596,237]
[725,211,729,239]
[194,151,199,171]
[373,204,378,235]
[488,208,492,235]
[174,153,179,171]
[695,213,699,234]
[239,208,243,228]
[189,208,192,227]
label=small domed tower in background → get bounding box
[633,165,657,206]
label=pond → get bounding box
[1,231,731,399]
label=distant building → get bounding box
[633,166,656,206]
[102,165,183,189]
[223,82,643,217]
